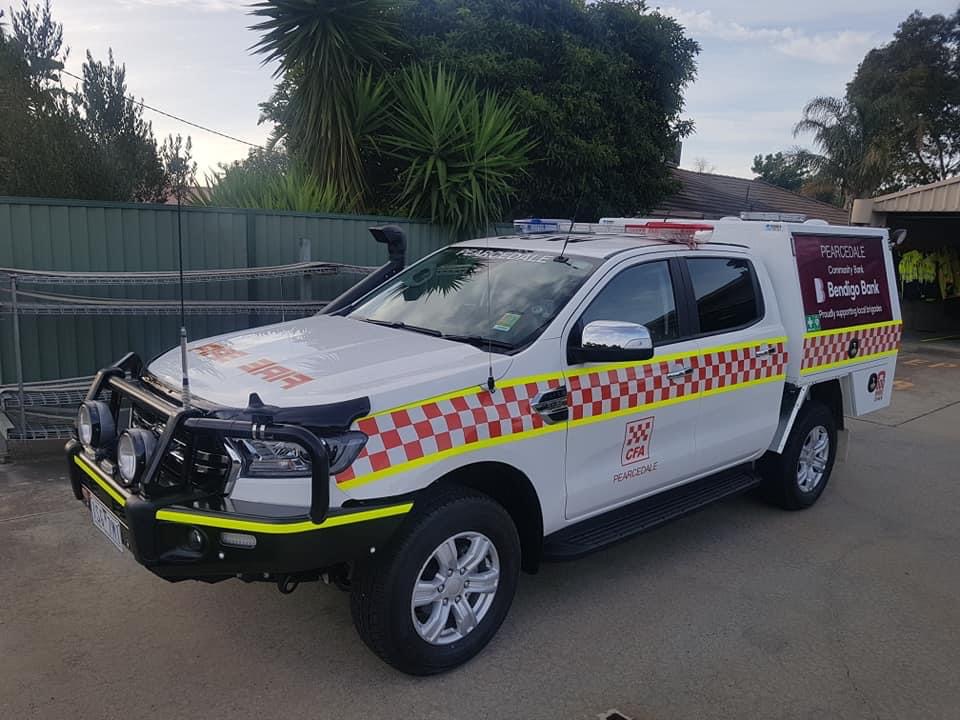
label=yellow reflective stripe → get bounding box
[74,455,127,506]
[700,372,786,399]
[704,336,787,355]
[338,423,567,489]
[800,349,898,375]
[803,320,902,339]
[564,348,697,379]
[155,502,413,534]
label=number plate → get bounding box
[90,494,124,553]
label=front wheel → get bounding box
[350,488,520,675]
[759,400,838,510]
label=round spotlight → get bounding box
[76,400,115,448]
[117,429,156,486]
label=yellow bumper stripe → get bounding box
[155,502,413,534]
[74,455,127,506]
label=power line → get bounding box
[60,68,267,150]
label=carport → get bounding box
[853,178,960,336]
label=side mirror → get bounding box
[568,320,655,364]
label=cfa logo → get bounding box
[868,370,886,401]
[621,417,655,466]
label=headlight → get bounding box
[76,401,115,448]
[232,431,367,477]
[117,429,157,486]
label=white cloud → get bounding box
[663,7,876,65]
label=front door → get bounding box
[563,258,702,520]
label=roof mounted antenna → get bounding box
[555,189,585,263]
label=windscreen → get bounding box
[348,246,600,351]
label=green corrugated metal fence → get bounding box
[0,197,453,384]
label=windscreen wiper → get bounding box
[360,318,443,337]
[441,334,515,351]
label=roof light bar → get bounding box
[512,219,714,247]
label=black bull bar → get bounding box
[71,353,330,523]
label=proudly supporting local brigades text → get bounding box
[794,234,893,331]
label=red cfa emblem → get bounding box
[621,417,655,466]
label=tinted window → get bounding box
[349,246,600,351]
[687,257,760,333]
[579,261,679,344]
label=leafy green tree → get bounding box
[196,150,343,213]
[80,50,167,202]
[751,152,806,192]
[254,0,699,222]
[390,0,698,219]
[383,65,533,233]
[792,96,891,208]
[160,133,196,201]
[847,10,960,186]
[0,0,101,199]
[0,1,169,202]
[250,0,400,203]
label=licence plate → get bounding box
[90,494,124,553]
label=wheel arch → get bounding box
[809,378,844,431]
[431,461,544,574]
[769,379,844,455]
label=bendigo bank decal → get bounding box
[794,234,893,332]
[615,417,658,483]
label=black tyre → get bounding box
[350,488,520,675]
[759,400,837,510]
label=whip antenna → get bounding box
[176,190,191,409]
[556,187,585,263]
[482,154,495,393]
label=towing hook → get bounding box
[277,575,299,595]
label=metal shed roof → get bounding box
[872,176,960,213]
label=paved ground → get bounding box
[2,345,960,720]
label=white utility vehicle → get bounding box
[68,216,902,674]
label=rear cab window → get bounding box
[685,257,763,335]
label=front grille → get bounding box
[129,405,231,492]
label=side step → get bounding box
[543,466,761,561]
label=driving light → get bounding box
[76,401,115,448]
[117,429,156,486]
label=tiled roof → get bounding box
[656,168,849,225]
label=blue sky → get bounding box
[56,0,958,180]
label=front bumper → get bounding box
[68,445,411,580]
[67,354,411,581]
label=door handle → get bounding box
[755,345,776,357]
[666,366,693,380]
[533,386,568,424]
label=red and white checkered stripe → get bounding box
[801,322,902,373]
[337,339,788,486]
[700,341,788,393]
[567,355,701,423]
[335,378,562,484]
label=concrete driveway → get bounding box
[2,344,959,720]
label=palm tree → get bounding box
[792,96,891,207]
[249,0,399,204]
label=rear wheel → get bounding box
[759,400,837,510]
[350,488,520,675]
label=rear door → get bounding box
[562,255,702,520]
[681,254,788,472]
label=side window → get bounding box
[578,261,680,344]
[686,257,761,334]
